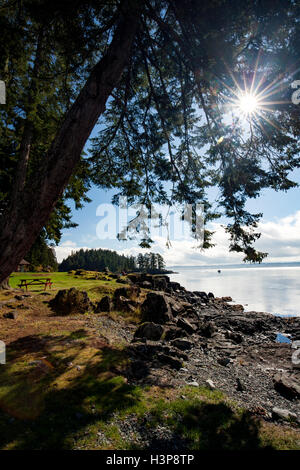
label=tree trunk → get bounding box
[0,1,142,283]
[0,277,10,290]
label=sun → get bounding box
[238,93,258,114]
[218,54,291,136]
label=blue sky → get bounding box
[56,164,300,266]
[55,97,300,267]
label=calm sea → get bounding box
[168,263,300,317]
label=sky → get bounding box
[55,167,300,267]
[54,85,300,268]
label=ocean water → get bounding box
[168,263,300,317]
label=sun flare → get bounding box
[239,93,258,114]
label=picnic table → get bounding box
[18,278,53,291]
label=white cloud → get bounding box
[118,210,300,266]
[56,210,300,266]
[54,240,89,263]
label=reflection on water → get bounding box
[169,264,300,317]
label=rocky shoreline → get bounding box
[46,271,300,428]
[120,274,300,425]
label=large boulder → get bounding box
[230,304,244,312]
[49,288,93,315]
[167,297,185,316]
[113,285,140,300]
[170,338,193,350]
[140,281,152,289]
[153,276,168,290]
[114,295,137,312]
[141,292,173,324]
[273,372,300,400]
[3,311,18,319]
[113,285,140,312]
[168,281,183,291]
[127,273,170,291]
[164,325,186,340]
[193,291,208,300]
[156,353,182,370]
[134,322,165,341]
[177,317,197,335]
[95,295,112,313]
[228,317,256,335]
[199,321,218,338]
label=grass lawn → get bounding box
[0,271,299,450]
[8,271,123,302]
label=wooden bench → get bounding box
[18,278,53,291]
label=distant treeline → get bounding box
[59,248,168,273]
[59,248,136,272]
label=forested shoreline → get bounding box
[58,248,172,274]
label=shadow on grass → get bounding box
[175,402,271,450]
[129,401,274,451]
[0,332,276,450]
[4,330,90,360]
[0,332,143,449]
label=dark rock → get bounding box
[193,291,208,299]
[217,357,231,367]
[273,372,300,400]
[236,377,246,392]
[75,269,85,275]
[140,281,152,289]
[6,303,16,309]
[170,338,193,350]
[153,277,168,291]
[168,281,182,291]
[114,296,137,313]
[208,292,214,299]
[14,295,25,301]
[141,292,173,324]
[163,346,189,361]
[129,360,149,379]
[49,288,93,315]
[156,353,183,370]
[167,297,185,316]
[199,321,217,338]
[164,326,186,340]
[177,317,197,335]
[113,286,140,300]
[230,304,244,312]
[225,330,243,344]
[95,295,112,313]
[3,311,18,319]
[17,304,30,310]
[134,322,164,341]
[110,274,120,279]
[113,285,140,312]
[228,317,256,335]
